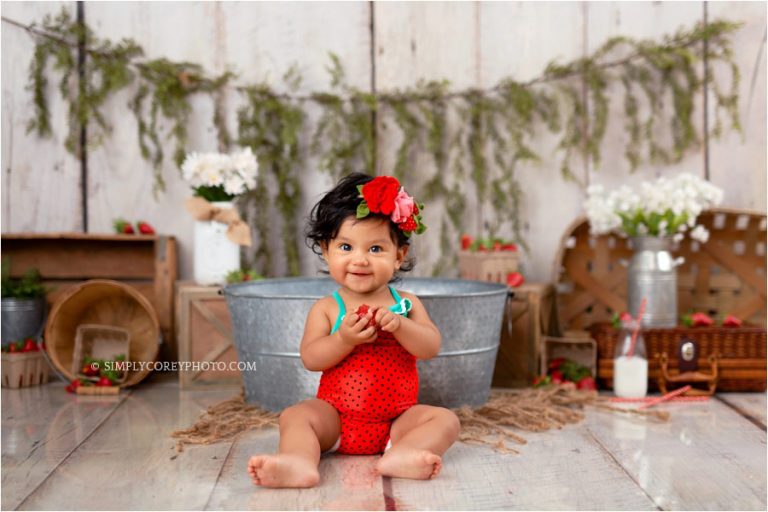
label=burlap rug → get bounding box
[170,385,669,454]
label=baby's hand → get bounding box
[375,309,402,333]
[338,310,377,346]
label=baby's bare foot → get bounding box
[247,454,320,488]
[374,448,442,480]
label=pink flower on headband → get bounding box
[391,188,415,224]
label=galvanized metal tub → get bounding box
[1,297,46,346]
[224,277,509,411]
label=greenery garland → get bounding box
[13,8,742,277]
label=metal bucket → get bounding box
[628,236,679,327]
[1,297,46,346]
[224,277,509,411]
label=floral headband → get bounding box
[356,176,426,237]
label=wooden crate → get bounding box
[176,282,242,388]
[1,233,177,361]
[492,282,560,387]
[458,250,519,283]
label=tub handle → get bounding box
[217,287,224,296]
[507,290,515,299]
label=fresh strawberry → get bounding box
[691,312,714,327]
[506,272,525,288]
[548,357,566,371]
[8,343,17,353]
[65,378,82,394]
[723,314,742,327]
[577,376,597,390]
[550,370,564,384]
[113,218,134,234]
[533,375,551,387]
[136,221,155,234]
[501,243,518,252]
[22,338,37,352]
[354,304,378,329]
[398,217,418,232]
[493,241,503,251]
[460,234,473,250]
[96,376,113,387]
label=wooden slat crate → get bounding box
[1,233,177,361]
[554,208,767,330]
[491,282,560,387]
[175,282,242,388]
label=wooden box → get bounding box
[492,282,560,387]
[72,324,130,384]
[1,233,177,361]
[458,250,519,283]
[1,351,49,388]
[176,282,242,388]
[540,335,597,378]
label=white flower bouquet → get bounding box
[181,147,259,202]
[585,173,724,243]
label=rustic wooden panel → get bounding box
[206,428,386,511]
[1,384,128,510]
[480,2,589,284]
[388,424,656,510]
[708,2,767,213]
[585,399,766,510]
[586,2,705,192]
[17,385,237,510]
[1,2,82,233]
[84,2,372,280]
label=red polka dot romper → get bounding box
[316,286,418,455]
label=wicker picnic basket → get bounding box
[554,208,767,391]
[44,280,159,387]
[590,323,767,392]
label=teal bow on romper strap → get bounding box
[331,286,412,334]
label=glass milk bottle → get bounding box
[614,321,648,398]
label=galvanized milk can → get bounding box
[627,236,682,327]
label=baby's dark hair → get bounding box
[305,172,415,273]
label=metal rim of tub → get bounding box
[224,276,511,299]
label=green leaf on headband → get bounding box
[356,202,370,218]
[356,184,364,197]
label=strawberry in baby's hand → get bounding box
[355,304,378,329]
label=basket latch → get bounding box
[656,339,720,396]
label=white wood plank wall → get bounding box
[2,2,765,281]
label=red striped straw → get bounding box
[637,385,693,409]
[627,297,647,357]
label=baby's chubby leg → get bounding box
[248,399,340,488]
[375,405,460,480]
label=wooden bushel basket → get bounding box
[45,280,160,387]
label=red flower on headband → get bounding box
[362,176,400,215]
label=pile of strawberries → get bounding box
[611,311,744,329]
[460,234,518,253]
[65,354,126,393]
[113,218,155,235]
[1,337,41,353]
[533,357,597,390]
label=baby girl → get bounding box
[247,172,460,488]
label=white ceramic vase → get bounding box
[193,200,240,285]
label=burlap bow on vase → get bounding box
[184,197,252,247]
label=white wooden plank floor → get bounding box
[2,374,765,511]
